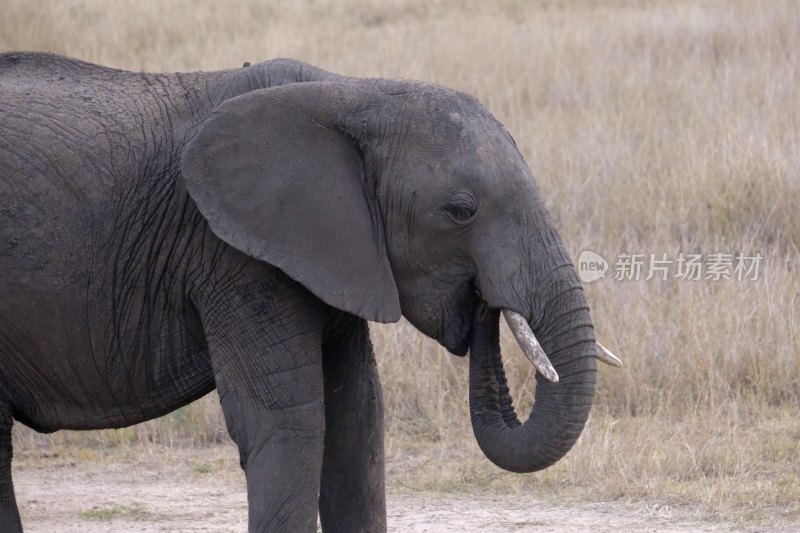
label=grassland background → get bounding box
[3,0,799,526]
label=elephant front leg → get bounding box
[319,316,386,533]
[200,281,327,533]
[218,373,324,533]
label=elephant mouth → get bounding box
[440,279,480,356]
[401,277,478,356]
[443,325,471,356]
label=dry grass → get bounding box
[4,0,799,526]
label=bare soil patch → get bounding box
[12,446,790,533]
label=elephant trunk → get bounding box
[468,272,597,473]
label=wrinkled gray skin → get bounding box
[0,52,596,532]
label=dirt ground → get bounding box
[11,447,788,533]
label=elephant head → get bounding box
[181,78,619,473]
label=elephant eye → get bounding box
[446,204,475,222]
[444,192,477,223]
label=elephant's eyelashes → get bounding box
[444,192,477,223]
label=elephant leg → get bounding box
[199,277,327,533]
[0,403,22,533]
[319,316,386,533]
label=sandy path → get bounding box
[10,448,784,532]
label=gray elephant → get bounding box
[0,52,620,532]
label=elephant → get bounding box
[0,52,620,532]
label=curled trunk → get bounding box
[468,293,596,473]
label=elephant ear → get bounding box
[180,82,401,323]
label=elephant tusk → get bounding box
[596,341,623,367]
[502,309,559,383]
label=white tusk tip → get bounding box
[541,365,559,383]
[596,342,623,367]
